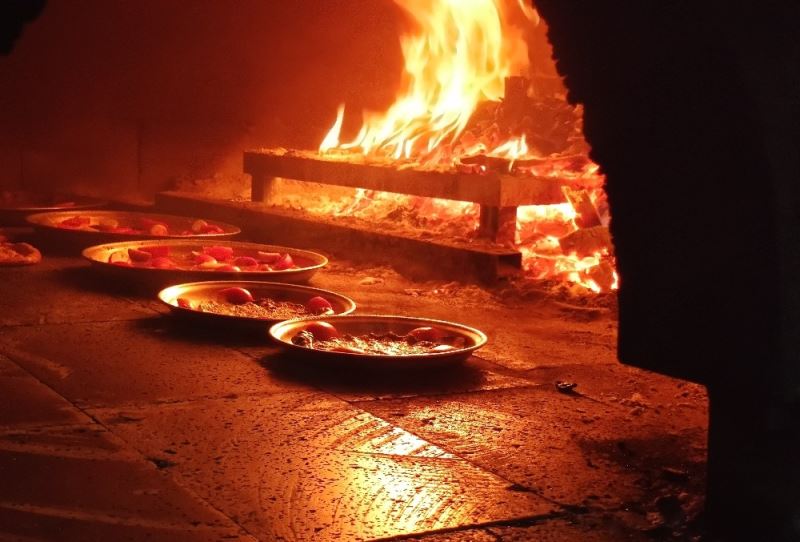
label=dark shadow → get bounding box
[56,265,153,297]
[132,314,274,349]
[262,351,489,396]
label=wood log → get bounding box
[562,186,602,228]
[587,260,616,292]
[478,205,517,246]
[558,225,612,257]
[244,150,568,206]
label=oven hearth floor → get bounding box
[0,246,708,541]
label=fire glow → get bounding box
[319,0,531,165]
[317,0,616,293]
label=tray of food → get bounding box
[83,240,328,288]
[269,315,487,369]
[27,210,240,246]
[0,191,107,225]
[158,281,355,327]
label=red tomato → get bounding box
[127,248,152,263]
[59,216,90,228]
[140,246,170,258]
[408,327,444,343]
[191,219,208,233]
[215,264,241,272]
[204,246,234,261]
[149,224,169,236]
[150,257,176,269]
[218,287,254,304]
[256,251,281,264]
[233,256,259,267]
[193,252,216,264]
[201,224,224,234]
[107,250,129,264]
[302,321,339,341]
[305,296,333,315]
[137,218,166,229]
[176,297,193,309]
[94,219,119,232]
[272,253,295,270]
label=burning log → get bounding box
[558,225,612,258]
[586,260,617,292]
[459,153,591,176]
[562,187,602,228]
[245,150,567,208]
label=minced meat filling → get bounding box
[197,298,311,320]
[293,331,467,355]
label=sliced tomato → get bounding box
[140,246,170,258]
[203,246,234,261]
[127,248,152,263]
[233,256,258,267]
[150,256,176,269]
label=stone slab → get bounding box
[0,318,305,408]
[91,393,556,542]
[0,256,157,326]
[0,354,91,430]
[354,385,707,519]
[0,426,252,541]
[517,362,708,415]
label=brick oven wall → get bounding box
[0,0,402,201]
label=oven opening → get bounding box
[7,1,794,540]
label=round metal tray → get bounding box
[0,193,107,225]
[269,315,487,369]
[83,239,328,289]
[158,280,355,328]
[27,210,240,246]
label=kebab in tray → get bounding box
[109,244,297,272]
[290,321,466,356]
[177,286,335,321]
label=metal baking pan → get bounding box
[27,210,240,248]
[0,192,107,226]
[269,315,487,369]
[158,280,355,328]
[83,239,328,289]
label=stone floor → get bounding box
[0,242,709,541]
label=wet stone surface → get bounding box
[0,354,92,429]
[0,254,707,540]
[354,384,707,530]
[0,256,158,326]
[89,393,555,541]
[0,318,303,408]
[0,425,254,541]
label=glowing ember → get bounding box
[312,0,616,293]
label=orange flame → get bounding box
[310,0,617,294]
[320,104,345,153]
[320,0,533,163]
